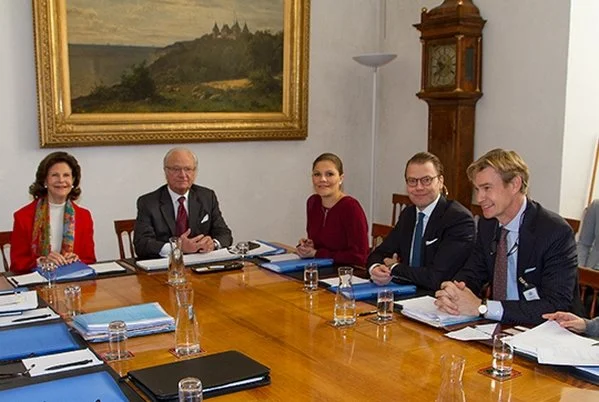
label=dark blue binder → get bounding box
[0,322,80,361]
[326,282,417,300]
[260,258,334,273]
[35,261,96,282]
[0,371,129,401]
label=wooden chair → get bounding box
[0,231,11,273]
[564,218,581,235]
[371,223,393,251]
[114,219,136,259]
[579,266,599,318]
[391,194,413,226]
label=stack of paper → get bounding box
[136,248,237,271]
[507,320,599,378]
[0,290,38,314]
[396,295,479,328]
[70,302,175,342]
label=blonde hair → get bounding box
[466,148,529,194]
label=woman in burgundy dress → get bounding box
[296,153,369,266]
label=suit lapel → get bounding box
[188,186,207,235]
[159,187,176,236]
[516,200,536,278]
[423,196,446,240]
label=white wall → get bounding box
[0,0,593,264]
[0,0,377,262]
[561,0,599,220]
[376,0,572,223]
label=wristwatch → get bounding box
[478,299,488,317]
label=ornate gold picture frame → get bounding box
[33,0,309,147]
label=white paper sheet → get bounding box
[445,326,492,341]
[395,295,479,327]
[90,261,126,274]
[319,277,370,286]
[0,290,38,313]
[0,307,59,328]
[22,348,103,377]
[7,271,47,286]
[474,323,498,336]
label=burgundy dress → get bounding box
[306,194,369,266]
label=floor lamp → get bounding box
[353,53,397,238]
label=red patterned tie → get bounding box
[492,228,509,300]
[175,196,188,236]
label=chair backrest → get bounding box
[371,223,393,251]
[0,231,11,273]
[114,219,136,259]
[579,266,599,318]
[564,218,581,235]
[391,194,413,226]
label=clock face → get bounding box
[428,44,457,88]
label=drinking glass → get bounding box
[376,289,394,322]
[168,236,187,285]
[235,241,249,265]
[106,320,129,361]
[492,334,514,377]
[64,285,82,317]
[178,377,203,401]
[39,258,57,289]
[303,263,319,292]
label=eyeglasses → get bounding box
[405,175,440,187]
[165,166,195,174]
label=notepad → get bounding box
[0,322,80,361]
[260,257,334,273]
[0,307,59,328]
[326,282,417,301]
[396,295,480,328]
[0,371,129,402]
[128,350,270,400]
[70,302,175,342]
[89,261,127,274]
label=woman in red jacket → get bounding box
[10,152,96,274]
[296,153,369,266]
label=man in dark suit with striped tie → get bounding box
[133,147,232,259]
[435,148,583,325]
[368,152,475,290]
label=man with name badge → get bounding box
[134,147,232,259]
[435,149,583,325]
[368,152,475,290]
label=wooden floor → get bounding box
[37,263,599,401]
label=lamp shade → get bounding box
[353,53,397,68]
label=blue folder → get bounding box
[0,371,129,402]
[326,282,417,301]
[35,261,96,282]
[0,322,80,361]
[252,240,286,256]
[260,258,334,273]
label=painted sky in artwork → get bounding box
[67,0,284,47]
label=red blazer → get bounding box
[10,199,97,274]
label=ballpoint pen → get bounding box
[12,314,52,323]
[44,359,93,371]
[357,310,378,317]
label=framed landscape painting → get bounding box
[33,0,310,147]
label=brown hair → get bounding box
[312,153,344,175]
[29,152,82,200]
[404,152,444,178]
[466,148,529,194]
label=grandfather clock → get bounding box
[414,0,485,207]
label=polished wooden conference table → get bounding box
[31,261,599,401]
